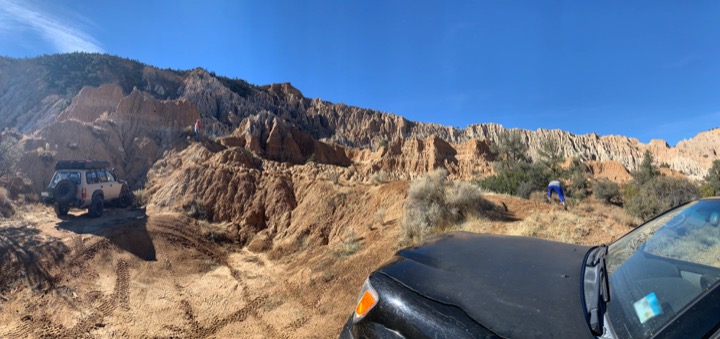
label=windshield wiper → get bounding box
[585,245,610,336]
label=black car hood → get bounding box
[378,232,594,338]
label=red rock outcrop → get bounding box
[223,113,351,167]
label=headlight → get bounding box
[353,278,379,323]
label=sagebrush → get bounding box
[401,170,494,244]
[593,180,621,204]
[624,176,699,221]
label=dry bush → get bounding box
[96,111,111,121]
[370,170,390,185]
[133,188,147,206]
[197,221,232,244]
[400,169,495,245]
[593,179,621,204]
[335,228,360,257]
[0,188,14,218]
[624,176,699,221]
[374,208,386,228]
[185,198,210,220]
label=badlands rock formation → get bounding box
[16,83,199,192]
[1,53,718,188]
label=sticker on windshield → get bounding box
[633,292,663,324]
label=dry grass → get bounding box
[335,228,360,257]
[506,210,594,244]
[457,199,634,246]
[374,208,386,228]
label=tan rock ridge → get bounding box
[57,84,124,123]
[3,54,718,184]
[223,112,351,167]
[16,85,201,191]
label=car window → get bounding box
[644,204,720,268]
[86,171,97,184]
[106,171,115,182]
[98,170,108,183]
[51,171,81,186]
[606,200,720,338]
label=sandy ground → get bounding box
[0,188,630,338]
[0,202,401,338]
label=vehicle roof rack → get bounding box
[55,160,111,170]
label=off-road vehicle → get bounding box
[341,198,720,338]
[41,160,133,218]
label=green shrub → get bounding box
[564,158,590,199]
[401,170,494,244]
[593,180,621,204]
[632,150,660,185]
[699,183,716,198]
[537,138,564,178]
[491,130,530,171]
[624,177,699,221]
[478,162,549,198]
[704,160,720,196]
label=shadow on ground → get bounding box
[0,226,68,293]
[56,207,157,261]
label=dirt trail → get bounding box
[0,197,403,338]
[0,207,282,337]
[0,186,627,338]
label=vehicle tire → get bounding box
[119,185,133,208]
[54,180,77,205]
[88,195,104,218]
[54,204,69,217]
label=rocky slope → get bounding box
[1,52,718,188]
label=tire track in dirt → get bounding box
[3,259,129,338]
[53,259,130,338]
[192,295,269,337]
[4,213,274,338]
[149,217,247,292]
[180,299,202,333]
[150,216,272,337]
[4,314,66,338]
[66,238,112,275]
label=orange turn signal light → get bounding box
[353,279,379,323]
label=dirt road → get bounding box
[0,190,629,338]
[0,205,397,338]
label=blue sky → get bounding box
[1,1,719,146]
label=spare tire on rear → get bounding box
[54,180,77,205]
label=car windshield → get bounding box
[50,171,81,187]
[605,199,720,338]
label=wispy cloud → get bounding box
[0,0,103,53]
